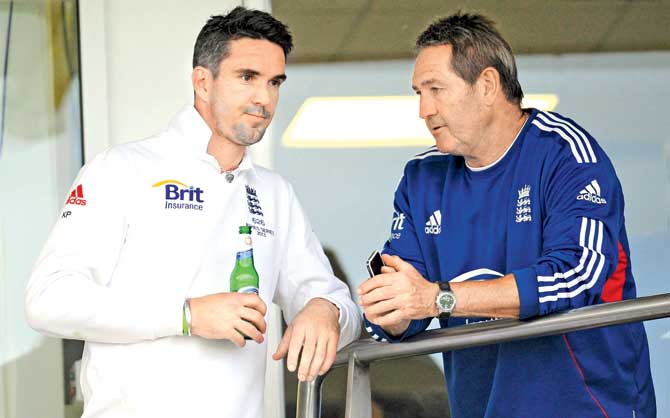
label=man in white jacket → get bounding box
[25,7,360,418]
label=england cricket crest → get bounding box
[515,185,532,223]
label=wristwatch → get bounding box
[435,281,456,319]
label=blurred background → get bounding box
[0,1,668,417]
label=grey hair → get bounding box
[416,12,523,104]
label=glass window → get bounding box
[0,1,82,417]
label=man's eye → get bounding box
[242,74,253,81]
[270,79,281,87]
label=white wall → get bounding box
[81,0,239,158]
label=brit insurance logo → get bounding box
[577,179,607,205]
[425,210,442,235]
[515,184,532,223]
[390,211,405,240]
[152,179,205,211]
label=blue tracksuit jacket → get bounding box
[365,108,656,418]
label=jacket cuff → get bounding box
[153,294,186,338]
[512,267,540,319]
[363,315,421,343]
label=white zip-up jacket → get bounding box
[25,105,361,418]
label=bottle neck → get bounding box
[237,232,252,252]
[236,233,254,267]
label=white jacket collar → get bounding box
[168,105,257,178]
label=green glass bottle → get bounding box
[230,225,260,340]
[230,225,260,295]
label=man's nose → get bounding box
[419,95,437,120]
[252,85,271,107]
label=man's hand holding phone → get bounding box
[359,252,438,336]
[365,250,385,277]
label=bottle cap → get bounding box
[239,225,251,234]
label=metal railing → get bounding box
[295,293,670,418]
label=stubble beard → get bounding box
[210,98,267,147]
[213,117,266,147]
[229,122,265,146]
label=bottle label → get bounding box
[236,249,253,260]
[237,286,259,294]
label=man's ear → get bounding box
[192,66,212,103]
[477,67,500,106]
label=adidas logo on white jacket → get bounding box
[425,210,442,234]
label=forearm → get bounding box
[451,274,520,318]
[26,270,182,343]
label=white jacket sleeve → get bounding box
[273,185,361,350]
[25,150,182,343]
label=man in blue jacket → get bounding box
[359,12,656,418]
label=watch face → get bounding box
[438,292,456,312]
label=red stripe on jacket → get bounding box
[601,241,627,303]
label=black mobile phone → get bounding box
[366,250,385,277]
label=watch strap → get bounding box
[438,281,452,292]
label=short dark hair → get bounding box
[416,13,523,104]
[192,6,293,78]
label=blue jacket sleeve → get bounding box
[363,168,433,342]
[513,147,625,319]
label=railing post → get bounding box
[296,375,325,418]
[344,354,371,418]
